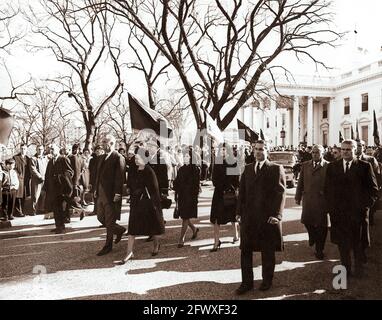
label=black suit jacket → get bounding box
[325,159,378,220]
[94,151,126,219]
[44,156,74,211]
[236,160,286,252]
[68,154,85,186]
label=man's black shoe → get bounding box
[55,228,66,234]
[97,246,112,256]
[64,217,71,224]
[259,281,272,291]
[315,251,324,260]
[115,228,126,244]
[235,283,253,295]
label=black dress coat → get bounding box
[14,154,31,198]
[324,159,378,247]
[68,154,85,186]
[295,160,329,227]
[236,160,286,252]
[44,156,74,212]
[127,165,165,236]
[210,158,240,225]
[173,164,200,219]
[94,151,126,220]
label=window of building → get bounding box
[362,93,368,112]
[322,104,328,119]
[344,98,350,115]
[362,126,368,145]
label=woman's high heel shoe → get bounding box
[177,242,184,248]
[210,240,221,252]
[152,244,161,256]
[114,252,134,265]
[232,237,239,244]
[191,228,200,240]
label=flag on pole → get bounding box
[237,119,259,143]
[260,129,265,141]
[373,110,380,146]
[351,125,355,140]
[0,108,14,146]
[355,119,360,141]
[128,93,172,138]
[339,131,344,143]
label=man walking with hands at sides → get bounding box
[94,134,126,256]
[295,145,329,260]
[324,139,378,279]
[235,140,286,294]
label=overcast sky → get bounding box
[2,0,382,99]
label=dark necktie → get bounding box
[256,162,261,174]
[345,161,350,174]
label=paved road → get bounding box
[0,184,381,300]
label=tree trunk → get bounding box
[84,117,96,151]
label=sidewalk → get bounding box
[0,185,381,300]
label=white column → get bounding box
[328,97,336,146]
[270,99,277,146]
[251,106,255,129]
[240,107,245,122]
[293,96,300,147]
[307,96,314,145]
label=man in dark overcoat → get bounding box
[235,140,286,294]
[324,139,378,278]
[44,144,74,234]
[356,139,381,227]
[68,143,85,211]
[13,144,31,216]
[94,134,126,256]
[295,145,329,259]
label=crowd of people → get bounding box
[1,135,381,294]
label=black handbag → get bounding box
[223,185,238,207]
[161,194,172,209]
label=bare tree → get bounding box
[25,0,123,149]
[104,0,342,130]
[9,84,73,147]
[125,19,172,110]
[0,3,29,101]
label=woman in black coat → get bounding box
[173,148,201,247]
[114,148,164,264]
[210,144,240,251]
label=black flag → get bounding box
[260,129,265,141]
[128,93,172,137]
[237,119,259,143]
[339,131,344,143]
[373,110,380,146]
[0,108,14,146]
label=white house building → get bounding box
[235,52,382,147]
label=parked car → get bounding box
[268,151,298,188]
